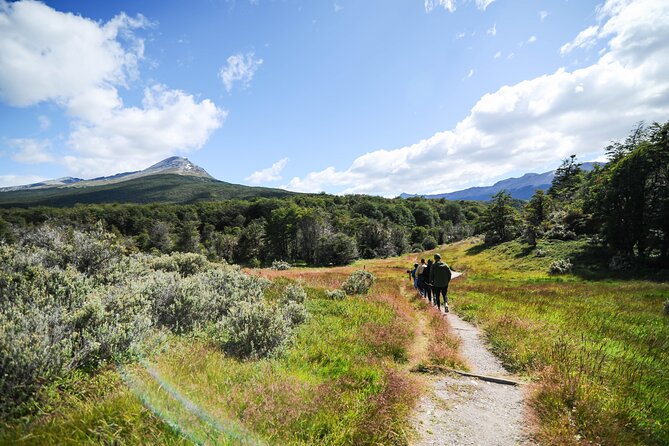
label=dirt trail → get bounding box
[410,273,533,446]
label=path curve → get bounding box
[411,274,533,446]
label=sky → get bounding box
[1,0,668,196]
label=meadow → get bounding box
[0,227,463,445]
[442,238,669,446]
[2,230,667,445]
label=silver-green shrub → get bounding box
[341,270,376,295]
[325,289,346,300]
[283,283,307,304]
[271,260,291,270]
[220,300,291,359]
[549,258,573,274]
[0,225,307,418]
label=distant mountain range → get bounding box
[400,162,600,201]
[0,157,292,207]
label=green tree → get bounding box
[482,191,520,244]
[523,190,551,246]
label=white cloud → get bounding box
[560,25,600,54]
[487,23,497,36]
[475,0,495,11]
[334,2,343,12]
[539,10,548,22]
[286,0,669,196]
[0,174,47,188]
[246,158,289,184]
[424,0,455,13]
[9,138,54,163]
[0,1,225,178]
[494,51,502,59]
[465,68,474,79]
[456,32,466,40]
[425,0,493,14]
[38,115,51,131]
[0,1,148,107]
[528,35,537,43]
[219,52,263,92]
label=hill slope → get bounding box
[0,174,292,207]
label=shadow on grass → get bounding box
[563,244,669,283]
[465,243,490,256]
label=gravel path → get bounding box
[411,276,533,446]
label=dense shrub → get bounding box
[220,301,291,359]
[283,283,307,304]
[341,270,376,295]
[0,225,306,419]
[271,260,291,270]
[549,259,573,274]
[664,299,669,316]
[149,252,209,277]
[325,289,346,300]
[283,301,308,326]
[422,236,438,250]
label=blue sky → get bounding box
[1,0,668,195]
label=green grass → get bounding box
[443,238,669,445]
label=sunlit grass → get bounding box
[442,238,669,446]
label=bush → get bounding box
[549,258,573,274]
[422,236,438,250]
[271,260,291,270]
[608,255,632,272]
[221,301,291,359]
[283,283,307,304]
[325,289,346,300]
[341,270,376,295]
[149,252,209,277]
[664,299,669,316]
[283,301,308,326]
[535,249,547,257]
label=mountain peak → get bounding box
[143,156,212,178]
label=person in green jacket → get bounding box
[429,253,452,313]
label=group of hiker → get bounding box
[409,253,452,313]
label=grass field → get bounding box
[2,238,666,445]
[441,238,669,446]
[1,255,464,445]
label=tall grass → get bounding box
[443,238,669,445]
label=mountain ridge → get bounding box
[400,162,600,201]
[0,157,292,207]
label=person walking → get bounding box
[415,258,427,296]
[429,253,452,313]
[411,263,419,289]
[423,259,433,303]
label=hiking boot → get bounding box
[444,304,449,313]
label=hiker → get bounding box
[415,258,427,296]
[411,263,419,289]
[429,253,452,313]
[423,259,433,303]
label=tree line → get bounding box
[0,194,485,266]
[481,120,669,266]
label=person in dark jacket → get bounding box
[423,259,433,303]
[411,263,419,289]
[429,253,451,312]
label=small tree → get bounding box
[481,191,520,244]
[523,190,551,246]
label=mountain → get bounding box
[401,162,601,201]
[0,157,292,207]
